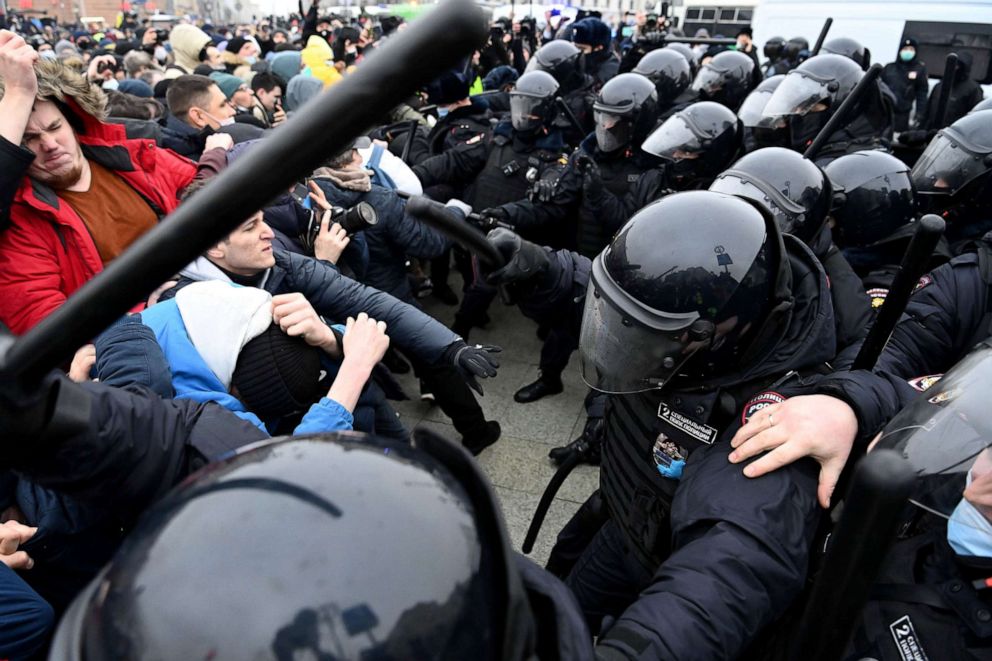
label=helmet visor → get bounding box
[872,346,992,536]
[510,94,546,132]
[761,71,832,121]
[594,110,632,153]
[579,257,699,394]
[709,171,807,234]
[912,131,992,197]
[738,89,773,127]
[641,114,704,160]
[690,66,724,96]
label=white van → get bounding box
[752,0,992,90]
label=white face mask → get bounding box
[39,50,57,60]
[203,110,235,127]
[101,79,119,91]
[154,45,168,63]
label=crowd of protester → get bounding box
[1,2,992,658]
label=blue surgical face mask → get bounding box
[947,472,992,557]
[437,107,449,119]
[244,55,258,65]
[899,49,915,62]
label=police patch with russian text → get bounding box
[889,615,929,661]
[657,403,718,446]
[741,391,787,426]
[913,275,933,292]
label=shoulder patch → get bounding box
[741,391,787,425]
[889,614,930,661]
[867,287,889,309]
[913,274,933,292]
[907,374,943,392]
[466,133,485,145]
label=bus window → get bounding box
[902,21,992,84]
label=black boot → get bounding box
[462,420,501,456]
[514,375,564,403]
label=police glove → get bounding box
[485,228,551,286]
[478,206,512,231]
[528,178,558,203]
[442,340,502,396]
[574,152,596,174]
[581,160,605,201]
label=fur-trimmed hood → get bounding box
[0,58,107,123]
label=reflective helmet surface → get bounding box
[737,75,785,128]
[53,432,531,661]
[663,42,700,77]
[690,50,756,112]
[510,70,560,132]
[592,72,659,153]
[641,101,742,184]
[825,150,916,247]
[632,48,692,103]
[709,147,832,245]
[763,36,785,61]
[911,110,992,211]
[821,37,871,69]
[525,40,583,89]
[580,191,787,393]
[759,53,864,149]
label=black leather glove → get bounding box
[442,340,502,396]
[582,161,604,200]
[485,228,551,286]
[479,206,512,231]
[574,152,596,174]
[528,178,558,203]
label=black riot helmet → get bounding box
[825,150,916,248]
[690,50,756,111]
[911,110,992,218]
[664,42,700,77]
[525,39,584,92]
[785,37,810,61]
[821,37,871,70]
[709,147,832,245]
[759,53,864,150]
[763,36,786,61]
[738,74,785,128]
[51,431,540,660]
[632,48,692,103]
[580,191,792,393]
[592,73,659,153]
[510,70,560,133]
[642,101,742,186]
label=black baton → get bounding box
[803,63,882,161]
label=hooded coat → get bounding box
[166,24,212,78]
[0,59,198,334]
[301,35,343,87]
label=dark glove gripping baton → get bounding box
[852,214,945,371]
[0,0,487,386]
[803,63,882,161]
[404,195,507,271]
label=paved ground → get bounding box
[390,275,598,567]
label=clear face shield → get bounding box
[510,93,548,132]
[578,255,702,394]
[759,70,834,125]
[912,129,992,198]
[641,112,706,161]
[594,110,633,153]
[872,346,992,557]
[708,171,808,235]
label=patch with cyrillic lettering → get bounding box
[889,615,929,661]
[741,391,787,425]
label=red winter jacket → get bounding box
[0,100,197,335]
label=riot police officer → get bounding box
[759,53,893,164]
[690,49,758,112]
[738,74,786,151]
[761,36,788,78]
[881,37,929,131]
[571,17,620,87]
[412,70,570,340]
[631,47,692,117]
[821,36,871,70]
[709,147,873,363]
[525,40,597,147]
[825,149,951,302]
[911,109,992,248]
[485,190,839,658]
[664,42,700,78]
[479,72,661,403]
